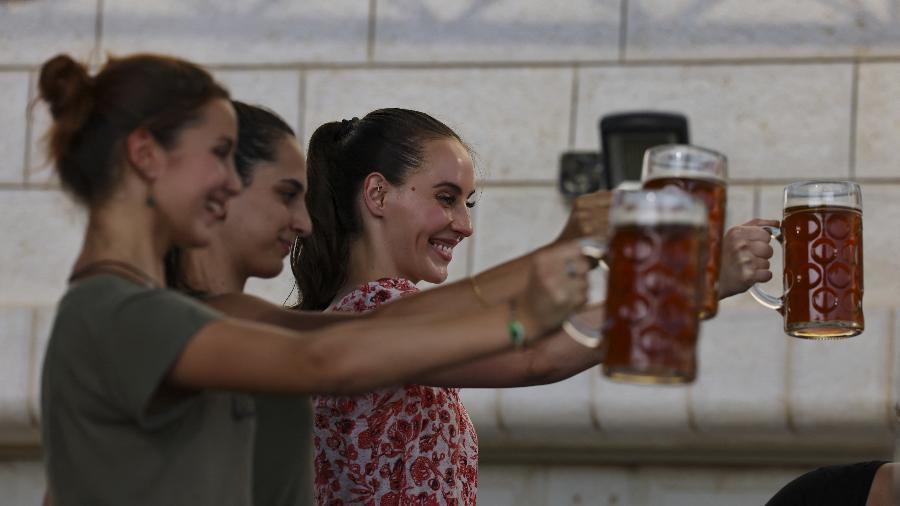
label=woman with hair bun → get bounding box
[38,53,595,505]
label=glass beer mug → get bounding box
[642,144,727,320]
[601,188,709,384]
[750,180,864,338]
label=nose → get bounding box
[289,202,313,238]
[223,159,242,197]
[451,206,474,238]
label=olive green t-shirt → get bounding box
[252,394,314,506]
[42,274,255,506]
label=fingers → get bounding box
[745,239,774,259]
[726,225,775,245]
[750,256,770,272]
[532,241,591,305]
[568,191,614,237]
[572,190,614,211]
[752,269,773,283]
[719,219,779,297]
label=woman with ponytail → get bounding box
[38,54,594,506]
[295,108,778,504]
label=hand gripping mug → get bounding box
[574,188,709,384]
[642,144,727,320]
[749,180,864,339]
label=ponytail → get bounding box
[293,108,465,310]
[292,122,357,310]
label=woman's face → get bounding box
[153,98,242,247]
[381,137,476,284]
[219,136,310,279]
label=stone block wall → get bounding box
[2,1,900,504]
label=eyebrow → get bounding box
[433,182,476,199]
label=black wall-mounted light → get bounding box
[559,111,690,198]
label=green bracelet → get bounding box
[507,300,526,349]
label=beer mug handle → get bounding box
[563,239,608,348]
[748,224,784,311]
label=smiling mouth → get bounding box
[428,239,455,261]
[205,199,226,220]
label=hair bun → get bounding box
[39,54,93,120]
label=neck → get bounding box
[180,240,247,295]
[74,195,169,286]
[338,232,413,303]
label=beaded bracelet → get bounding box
[507,298,526,350]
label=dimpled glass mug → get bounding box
[642,144,727,320]
[750,180,864,339]
[599,188,709,384]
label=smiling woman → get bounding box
[294,108,474,311]
[166,101,310,295]
[293,109,485,503]
[37,54,594,506]
[292,108,778,505]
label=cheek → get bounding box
[418,206,453,233]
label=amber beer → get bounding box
[782,205,863,337]
[749,180,864,338]
[601,189,708,384]
[642,145,728,319]
[643,177,726,319]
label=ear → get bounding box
[124,128,166,182]
[361,172,389,218]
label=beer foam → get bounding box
[611,188,708,227]
[644,169,726,184]
[643,144,727,182]
[783,180,862,211]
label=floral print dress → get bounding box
[313,278,479,506]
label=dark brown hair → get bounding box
[164,101,297,293]
[292,108,465,310]
[38,53,229,205]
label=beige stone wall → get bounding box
[2,1,900,504]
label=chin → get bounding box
[174,227,213,249]
[252,260,285,280]
[420,269,449,285]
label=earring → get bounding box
[145,186,156,208]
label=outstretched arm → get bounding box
[168,241,592,396]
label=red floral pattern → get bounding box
[313,278,478,505]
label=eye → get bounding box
[279,190,299,204]
[437,193,456,206]
[213,145,232,161]
[465,198,477,209]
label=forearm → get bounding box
[175,242,592,395]
[413,330,603,388]
[172,301,541,396]
[376,252,536,318]
[413,305,606,388]
[304,301,539,394]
